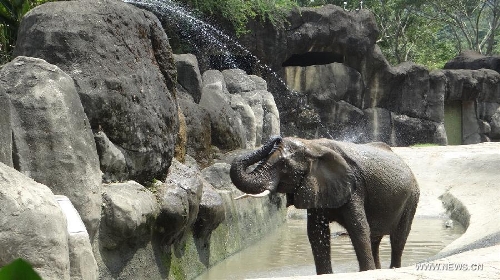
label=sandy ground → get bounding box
[256,142,500,280]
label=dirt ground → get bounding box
[394,142,500,217]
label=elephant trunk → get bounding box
[230,136,282,195]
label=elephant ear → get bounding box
[293,144,355,209]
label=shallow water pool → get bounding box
[196,217,464,279]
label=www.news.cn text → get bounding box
[415,262,484,271]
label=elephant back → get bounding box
[331,141,418,196]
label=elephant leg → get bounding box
[340,199,376,271]
[307,209,332,274]
[390,205,416,268]
[371,236,382,269]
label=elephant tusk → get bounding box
[234,190,271,200]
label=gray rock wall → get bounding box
[0,56,102,239]
[94,157,286,280]
[0,163,70,280]
[0,90,12,166]
[0,2,285,279]
[14,0,179,184]
[176,58,280,154]
[13,1,500,279]
[236,5,500,145]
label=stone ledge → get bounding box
[168,190,287,279]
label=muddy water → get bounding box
[196,217,465,279]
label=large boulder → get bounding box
[444,50,500,73]
[155,159,204,245]
[177,88,213,167]
[0,56,102,239]
[14,0,178,184]
[376,62,444,122]
[100,181,159,250]
[174,54,203,103]
[442,69,500,103]
[392,114,447,146]
[240,4,379,75]
[0,163,70,280]
[0,90,12,166]
[200,70,245,151]
[94,131,128,183]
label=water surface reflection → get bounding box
[196,218,464,279]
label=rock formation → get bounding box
[0,163,71,280]
[234,4,500,145]
[0,0,284,279]
[14,0,179,184]
[174,54,281,164]
[0,56,102,239]
[444,50,500,73]
[100,181,160,250]
[0,0,283,279]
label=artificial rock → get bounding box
[14,0,179,184]
[0,56,102,239]
[0,163,70,280]
[444,50,500,73]
[234,5,500,145]
[94,131,128,183]
[177,88,213,167]
[198,69,280,151]
[156,159,204,245]
[173,53,203,103]
[200,70,245,151]
[101,181,159,249]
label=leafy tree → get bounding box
[420,0,500,55]
[177,0,298,35]
[368,0,457,68]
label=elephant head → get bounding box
[230,136,356,208]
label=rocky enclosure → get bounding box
[0,0,282,279]
[1,0,500,279]
[169,4,500,146]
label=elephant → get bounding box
[230,136,419,274]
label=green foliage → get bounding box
[419,0,500,55]
[0,258,42,280]
[0,0,52,64]
[412,32,456,69]
[177,0,298,35]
